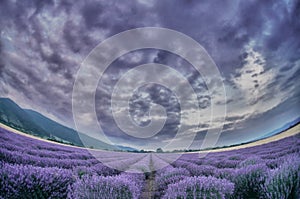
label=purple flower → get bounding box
[163,176,234,199]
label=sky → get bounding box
[0,0,299,150]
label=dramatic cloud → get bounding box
[0,0,299,150]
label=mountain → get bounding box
[0,98,126,150]
[0,98,50,137]
[24,109,116,150]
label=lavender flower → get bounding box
[262,155,300,199]
[67,173,144,199]
[0,162,74,198]
[163,176,234,199]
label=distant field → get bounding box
[193,123,300,153]
[1,122,299,153]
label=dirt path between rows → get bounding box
[140,154,156,199]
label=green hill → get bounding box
[0,98,117,150]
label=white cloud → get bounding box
[228,43,293,121]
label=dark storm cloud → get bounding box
[128,84,181,127]
[0,0,157,123]
[96,82,182,142]
[146,1,299,149]
[0,41,5,77]
[215,98,235,106]
[0,1,72,122]
[81,2,105,29]
[63,21,85,53]
[279,64,294,73]
[152,50,212,110]
[222,123,235,131]
[0,0,299,149]
[153,0,247,73]
[265,2,300,51]
[155,0,300,77]
[280,67,300,91]
[226,115,245,122]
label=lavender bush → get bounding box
[262,155,300,199]
[67,173,144,199]
[155,166,190,197]
[0,162,74,199]
[237,155,264,168]
[232,164,268,199]
[163,176,234,199]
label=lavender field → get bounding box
[0,127,299,199]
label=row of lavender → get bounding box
[0,128,147,198]
[153,133,300,198]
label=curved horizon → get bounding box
[1,117,299,153]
